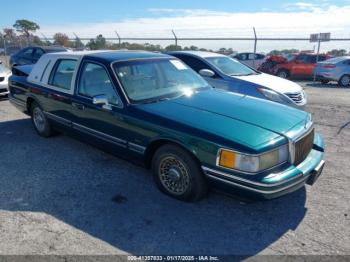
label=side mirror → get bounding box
[92,94,113,110]
[199,69,215,78]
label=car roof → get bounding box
[41,50,172,62]
[319,56,350,63]
[87,50,172,62]
[168,51,226,58]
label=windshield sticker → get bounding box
[170,60,188,70]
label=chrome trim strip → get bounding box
[72,122,127,148]
[202,166,303,188]
[128,142,146,154]
[9,97,26,107]
[314,160,325,172]
[206,173,309,195]
[44,112,71,127]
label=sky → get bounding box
[1,0,350,52]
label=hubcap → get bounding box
[341,76,350,86]
[159,156,190,195]
[278,71,287,78]
[33,107,46,132]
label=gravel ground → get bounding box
[0,82,349,257]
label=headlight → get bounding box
[258,87,294,105]
[217,144,289,174]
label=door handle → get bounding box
[72,102,85,110]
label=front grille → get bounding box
[286,92,304,104]
[0,77,4,82]
[294,129,314,165]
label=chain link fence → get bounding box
[1,31,350,69]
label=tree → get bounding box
[87,34,107,50]
[53,33,70,47]
[165,44,182,51]
[13,19,40,37]
[327,49,347,57]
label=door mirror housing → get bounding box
[199,69,215,78]
[92,94,113,110]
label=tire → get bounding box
[277,69,289,79]
[338,75,350,87]
[321,79,329,84]
[152,144,208,202]
[30,102,54,137]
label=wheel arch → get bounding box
[26,95,41,114]
[144,138,201,169]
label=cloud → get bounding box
[37,4,350,51]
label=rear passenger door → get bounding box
[70,61,128,149]
[40,58,78,128]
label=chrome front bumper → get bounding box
[202,159,325,199]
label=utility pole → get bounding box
[172,30,178,48]
[253,27,257,68]
[115,31,121,48]
[313,33,321,81]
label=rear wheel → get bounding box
[31,102,54,137]
[152,144,208,201]
[338,75,350,87]
[277,69,289,79]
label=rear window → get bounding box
[49,59,77,90]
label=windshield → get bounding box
[205,56,258,76]
[113,58,210,103]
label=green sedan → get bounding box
[8,51,325,201]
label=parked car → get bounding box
[9,51,325,201]
[315,56,350,87]
[259,53,331,79]
[231,52,266,69]
[9,46,69,67]
[0,62,11,96]
[169,51,306,108]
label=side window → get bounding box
[240,54,247,60]
[307,56,317,64]
[176,56,210,72]
[318,56,327,62]
[297,55,308,63]
[78,62,119,105]
[33,48,45,60]
[248,53,255,60]
[49,59,77,90]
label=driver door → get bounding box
[70,61,129,149]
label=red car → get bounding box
[259,53,331,79]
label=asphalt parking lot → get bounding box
[0,82,349,256]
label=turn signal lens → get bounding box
[219,150,236,169]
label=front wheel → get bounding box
[277,69,289,79]
[338,75,350,87]
[152,144,208,202]
[31,102,54,137]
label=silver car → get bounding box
[315,56,350,86]
[0,62,11,96]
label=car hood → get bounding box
[233,72,302,93]
[137,89,309,150]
